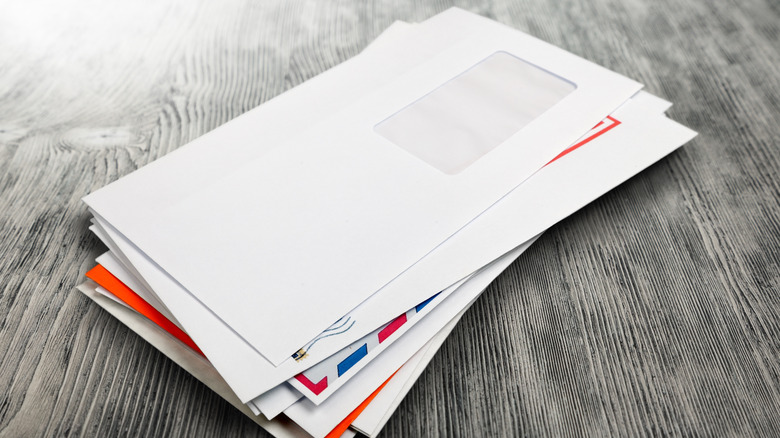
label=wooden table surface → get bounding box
[1,1,778,436]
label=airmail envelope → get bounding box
[85,10,641,367]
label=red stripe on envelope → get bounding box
[546,116,621,166]
[294,374,329,395]
[378,313,408,343]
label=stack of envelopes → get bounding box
[76,8,697,438]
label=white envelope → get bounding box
[85,87,673,406]
[87,89,695,413]
[84,8,641,365]
[85,11,686,406]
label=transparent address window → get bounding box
[374,51,576,174]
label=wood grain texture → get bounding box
[0,0,778,436]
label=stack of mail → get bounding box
[76,8,696,438]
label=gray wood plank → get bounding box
[0,0,778,436]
